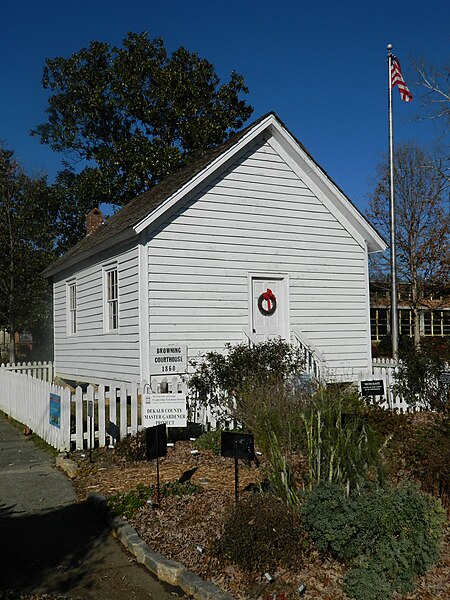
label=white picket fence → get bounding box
[371,358,407,411]
[0,361,53,382]
[0,369,147,451]
[0,358,438,452]
[0,370,71,450]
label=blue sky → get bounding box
[1,0,448,213]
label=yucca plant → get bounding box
[301,387,386,493]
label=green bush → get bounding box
[215,492,310,571]
[114,430,147,461]
[189,339,305,423]
[302,481,446,600]
[193,429,222,454]
[108,480,202,519]
[394,341,450,411]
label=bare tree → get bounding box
[414,59,449,183]
[367,142,450,347]
[415,59,450,127]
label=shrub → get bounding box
[302,481,446,600]
[108,480,202,519]
[114,430,146,461]
[193,429,222,454]
[394,341,449,411]
[215,492,310,572]
[403,413,450,508]
[189,339,305,423]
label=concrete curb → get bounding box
[86,492,236,600]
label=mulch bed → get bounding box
[71,441,450,600]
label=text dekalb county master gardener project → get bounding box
[142,393,187,428]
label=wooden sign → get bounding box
[142,393,187,428]
[149,344,187,374]
[360,379,385,397]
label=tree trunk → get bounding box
[411,274,421,348]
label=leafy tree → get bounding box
[33,32,253,212]
[367,142,449,346]
[0,146,56,362]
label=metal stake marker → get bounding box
[156,427,161,505]
[234,438,239,503]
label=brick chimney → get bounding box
[86,208,104,236]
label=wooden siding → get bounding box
[147,138,372,378]
[53,241,141,383]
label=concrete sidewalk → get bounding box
[0,414,187,599]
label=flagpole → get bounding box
[387,43,399,359]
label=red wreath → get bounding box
[257,288,277,316]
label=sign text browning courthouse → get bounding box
[149,344,187,375]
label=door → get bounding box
[251,277,287,341]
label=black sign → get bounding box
[146,423,167,461]
[438,371,450,386]
[360,380,385,397]
[107,421,120,441]
[221,432,255,461]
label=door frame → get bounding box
[247,272,290,340]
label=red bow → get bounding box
[263,288,275,311]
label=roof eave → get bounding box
[42,228,135,279]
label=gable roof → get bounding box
[43,112,386,278]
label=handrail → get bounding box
[291,327,327,380]
[242,327,259,346]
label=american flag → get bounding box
[391,56,413,102]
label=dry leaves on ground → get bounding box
[72,441,450,600]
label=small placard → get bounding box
[360,379,385,397]
[87,399,93,418]
[221,432,255,461]
[438,371,450,386]
[49,393,61,428]
[107,421,120,441]
[149,344,187,375]
[142,393,187,428]
[146,423,167,461]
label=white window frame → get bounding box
[67,280,77,335]
[103,264,119,332]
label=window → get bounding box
[399,309,414,337]
[370,308,388,341]
[424,310,450,337]
[105,266,119,331]
[68,281,77,335]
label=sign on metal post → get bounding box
[142,393,187,428]
[220,431,255,502]
[150,344,187,375]
[360,379,385,397]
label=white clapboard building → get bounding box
[43,113,386,385]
